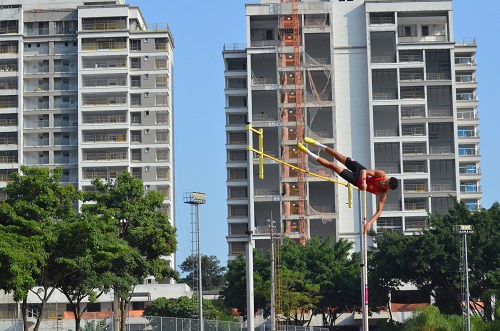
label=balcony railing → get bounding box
[401,107,425,118]
[0,118,16,126]
[83,134,127,143]
[83,152,128,161]
[83,78,127,87]
[0,82,17,90]
[459,147,479,156]
[402,126,425,136]
[404,183,426,192]
[404,201,427,211]
[426,73,450,80]
[25,28,49,36]
[0,63,17,72]
[459,166,479,174]
[403,164,426,173]
[0,155,17,163]
[0,137,17,145]
[374,129,397,137]
[429,145,452,154]
[82,42,127,51]
[400,72,423,81]
[456,93,477,101]
[428,109,451,117]
[457,111,477,120]
[458,129,478,138]
[82,22,127,31]
[403,145,426,155]
[431,183,453,191]
[456,75,475,83]
[373,91,397,100]
[455,57,475,65]
[83,115,127,124]
[0,46,18,54]
[460,185,481,193]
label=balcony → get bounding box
[82,95,127,106]
[404,183,427,193]
[24,138,49,147]
[373,90,397,101]
[83,152,128,162]
[82,41,127,51]
[460,184,481,194]
[457,111,478,120]
[82,133,127,143]
[430,183,454,192]
[403,162,426,174]
[0,61,17,73]
[402,125,425,137]
[456,93,477,101]
[0,118,16,127]
[83,78,127,88]
[456,75,476,83]
[82,58,127,69]
[404,200,428,211]
[429,145,453,155]
[374,129,398,138]
[401,106,425,118]
[0,136,17,145]
[0,155,17,164]
[82,115,127,125]
[82,21,127,31]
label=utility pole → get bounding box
[455,224,474,331]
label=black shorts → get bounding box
[339,157,366,186]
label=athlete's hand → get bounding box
[361,183,367,191]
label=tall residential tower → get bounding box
[0,0,174,273]
[223,0,480,257]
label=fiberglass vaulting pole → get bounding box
[359,189,369,331]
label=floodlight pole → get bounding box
[184,192,207,331]
[455,224,474,331]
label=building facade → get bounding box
[0,0,174,271]
[223,0,481,258]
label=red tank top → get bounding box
[357,176,388,194]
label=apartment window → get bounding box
[144,129,150,135]
[131,131,142,143]
[156,148,169,161]
[130,57,141,69]
[155,57,168,69]
[131,149,141,161]
[156,74,168,87]
[156,130,168,143]
[422,25,429,36]
[144,38,149,43]
[130,94,141,106]
[155,93,168,106]
[157,167,169,179]
[144,74,149,80]
[144,55,149,61]
[130,76,141,88]
[145,147,150,154]
[131,112,141,124]
[145,166,150,172]
[144,92,149,98]
[145,110,150,116]
[130,39,141,51]
[156,112,168,124]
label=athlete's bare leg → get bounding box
[324,147,348,165]
[316,156,344,175]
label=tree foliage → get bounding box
[0,166,79,331]
[220,236,360,327]
[179,254,226,290]
[82,171,178,331]
[370,200,500,320]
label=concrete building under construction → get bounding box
[223,0,481,256]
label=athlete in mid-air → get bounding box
[298,137,398,229]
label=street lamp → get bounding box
[455,224,474,331]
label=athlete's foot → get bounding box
[297,142,308,154]
[304,137,317,146]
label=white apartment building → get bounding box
[223,0,481,256]
[0,0,174,274]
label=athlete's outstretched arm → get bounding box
[366,193,386,229]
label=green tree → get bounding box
[179,254,226,290]
[279,237,360,328]
[371,201,500,319]
[144,296,237,320]
[220,248,269,320]
[82,171,178,331]
[0,166,78,331]
[54,212,143,331]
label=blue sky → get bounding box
[127,0,499,269]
